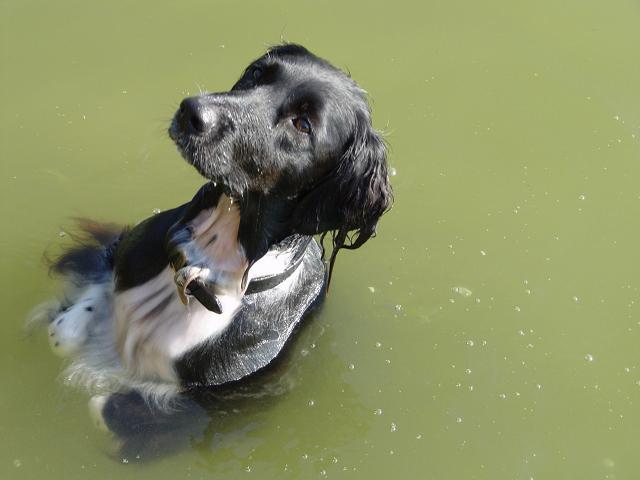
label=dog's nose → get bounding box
[178,97,215,135]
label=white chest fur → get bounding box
[113,267,241,382]
[114,194,248,383]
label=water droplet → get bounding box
[578,194,586,201]
[152,208,161,215]
[375,342,382,348]
[389,167,397,176]
[572,296,580,303]
[308,400,315,407]
[453,286,473,297]
[348,363,355,370]
[390,422,397,432]
[395,304,403,311]
[466,340,475,347]
[514,306,521,312]
[585,354,594,362]
[374,408,383,415]
[480,250,487,256]
[456,417,463,423]
[368,286,375,293]
[416,434,423,440]
[499,393,507,399]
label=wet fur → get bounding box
[36,44,392,457]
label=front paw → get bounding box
[174,265,223,313]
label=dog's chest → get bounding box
[113,268,241,382]
[113,197,247,383]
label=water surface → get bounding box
[2,0,640,478]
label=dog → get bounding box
[38,44,392,455]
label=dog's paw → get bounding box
[47,295,97,357]
[174,265,223,313]
[174,265,210,301]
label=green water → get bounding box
[2,0,640,478]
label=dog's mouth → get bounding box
[168,114,243,198]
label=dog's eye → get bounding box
[292,117,311,134]
[252,67,262,81]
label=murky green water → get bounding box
[2,0,640,478]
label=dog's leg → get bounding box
[89,390,209,461]
[165,183,235,313]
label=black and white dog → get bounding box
[39,44,391,448]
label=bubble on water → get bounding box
[13,459,22,468]
[58,230,67,237]
[514,306,521,312]
[416,434,423,440]
[320,470,327,477]
[308,400,315,407]
[245,466,252,473]
[466,340,475,347]
[468,385,474,392]
[480,250,487,256]
[390,422,397,432]
[518,329,525,336]
[572,296,580,303]
[584,354,594,362]
[395,304,403,312]
[498,393,507,399]
[578,194,586,201]
[456,417,463,423]
[453,286,473,297]
[368,286,375,293]
[389,167,397,176]
[465,368,472,375]
[122,458,129,464]
[348,363,355,370]
[536,383,543,390]
[375,342,382,348]
[152,208,162,215]
[332,457,339,464]
[374,408,383,415]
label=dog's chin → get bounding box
[168,126,245,199]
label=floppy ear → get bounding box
[292,113,393,284]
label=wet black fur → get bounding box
[50,44,392,460]
[169,44,392,281]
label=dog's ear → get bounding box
[292,112,393,283]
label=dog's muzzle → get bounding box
[177,96,219,136]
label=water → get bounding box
[2,0,640,478]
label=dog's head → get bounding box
[169,44,392,264]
